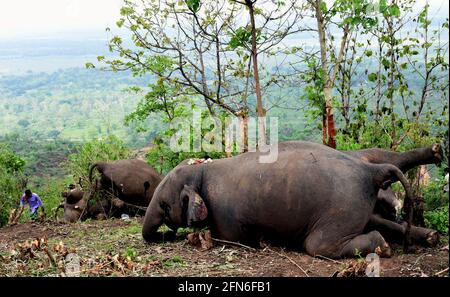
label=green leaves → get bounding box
[116,18,125,28]
[145,55,174,75]
[387,3,400,17]
[229,27,252,49]
[120,6,135,16]
[319,1,327,12]
[0,145,26,226]
[368,73,378,82]
[185,0,201,13]
[0,144,26,173]
[379,0,400,18]
[381,58,390,70]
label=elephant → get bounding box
[343,144,443,220]
[56,188,114,222]
[89,159,162,207]
[56,159,162,222]
[142,141,415,259]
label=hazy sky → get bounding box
[0,0,448,39]
[0,0,123,39]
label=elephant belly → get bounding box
[203,155,377,247]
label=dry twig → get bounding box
[434,267,449,276]
[315,254,344,265]
[267,248,309,277]
[211,238,256,251]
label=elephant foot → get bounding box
[403,223,440,247]
[375,242,392,258]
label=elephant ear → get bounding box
[182,185,208,226]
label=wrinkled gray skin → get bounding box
[90,159,162,207]
[373,188,401,221]
[143,141,414,259]
[344,144,443,220]
[366,214,439,248]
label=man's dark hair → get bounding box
[25,189,32,196]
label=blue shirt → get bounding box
[20,193,43,214]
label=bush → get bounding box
[424,205,449,235]
[422,171,449,234]
[35,178,69,218]
[0,144,26,227]
[64,135,131,188]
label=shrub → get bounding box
[35,178,69,218]
[422,171,449,234]
[424,205,449,234]
[64,135,131,188]
[0,144,26,226]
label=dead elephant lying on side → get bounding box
[56,188,127,222]
[143,141,416,259]
[56,159,162,222]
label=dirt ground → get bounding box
[0,218,448,277]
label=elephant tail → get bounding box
[373,163,414,253]
[89,163,101,185]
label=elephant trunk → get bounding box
[142,198,165,242]
[373,164,414,252]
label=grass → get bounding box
[161,255,185,268]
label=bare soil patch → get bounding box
[0,219,448,277]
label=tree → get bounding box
[91,0,303,151]
[305,0,377,148]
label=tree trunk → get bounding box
[246,0,266,147]
[314,0,336,149]
[239,114,249,153]
[322,107,327,144]
[324,86,336,148]
[407,169,425,227]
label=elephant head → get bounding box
[55,198,87,223]
[142,166,208,242]
[61,188,84,205]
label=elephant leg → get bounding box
[304,229,391,259]
[367,214,439,247]
[338,231,391,258]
